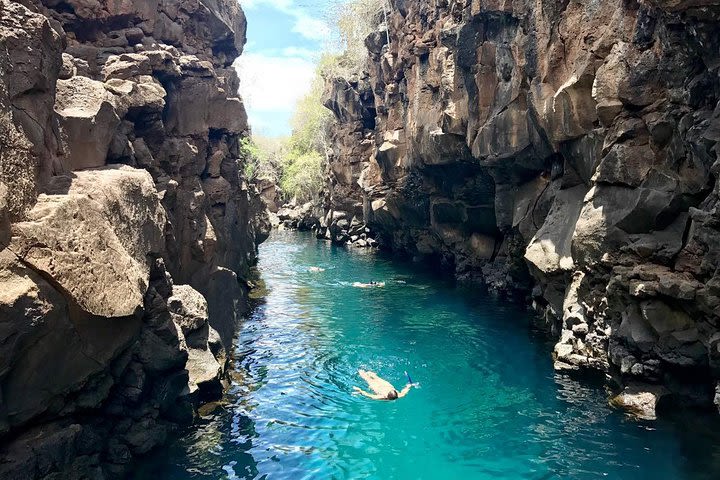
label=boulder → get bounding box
[105,77,166,114]
[136,324,187,375]
[59,53,76,80]
[640,300,693,336]
[610,384,669,421]
[616,304,658,353]
[48,166,167,265]
[593,143,655,187]
[209,96,249,133]
[55,76,120,171]
[0,249,141,430]
[102,53,152,81]
[165,76,248,136]
[257,178,281,213]
[168,285,209,339]
[10,193,148,318]
[10,166,166,318]
[205,267,244,350]
[168,284,223,395]
[525,185,587,274]
[571,185,643,265]
[185,345,222,395]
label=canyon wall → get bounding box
[323,0,720,418]
[0,0,268,477]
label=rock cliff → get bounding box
[323,0,720,418]
[0,0,268,477]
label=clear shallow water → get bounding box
[138,230,720,480]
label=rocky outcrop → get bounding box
[257,177,282,213]
[168,285,225,397]
[322,0,720,415]
[10,167,166,318]
[0,0,267,477]
[320,74,379,246]
[0,0,63,219]
[277,199,379,248]
[277,201,323,231]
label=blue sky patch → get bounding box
[236,0,331,137]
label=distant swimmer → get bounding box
[309,267,325,272]
[352,281,385,288]
[352,370,418,401]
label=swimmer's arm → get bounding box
[353,386,384,400]
[397,384,413,398]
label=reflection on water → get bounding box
[136,230,720,480]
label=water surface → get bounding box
[139,230,720,479]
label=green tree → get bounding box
[242,73,330,204]
[289,73,333,154]
[241,135,286,182]
[279,149,325,202]
[278,71,332,203]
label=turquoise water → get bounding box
[138,230,720,479]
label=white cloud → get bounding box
[291,13,331,40]
[240,0,330,41]
[242,0,293,9]
[236,0,330,135]
[237,53,315,111]
[236,52,316,135]
[282,46,318,59]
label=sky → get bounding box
[236,0,333,138]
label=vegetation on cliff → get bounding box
[320,0,386,78]
[244,0,384,204]
[243,72,330,203]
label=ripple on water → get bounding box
[135,231,720,480]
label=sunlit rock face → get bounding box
[323,0,720,414]
[0,0,268,477]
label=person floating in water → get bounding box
[352,369,418,401]
[352,281,386,288]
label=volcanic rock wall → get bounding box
[0,0,268,477]
[323,0,720,417]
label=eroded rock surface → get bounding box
[0,0,267,477]
[10,167,165,318]
[322,0,720,416]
